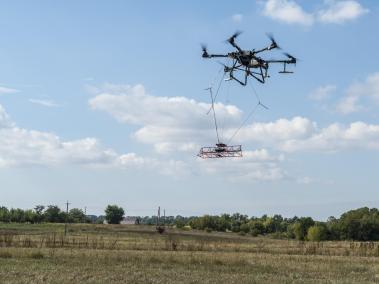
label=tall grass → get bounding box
[1,224,379,283]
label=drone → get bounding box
[201,31,297,86]
[198,32,297,159]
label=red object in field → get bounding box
[197,143,243,159]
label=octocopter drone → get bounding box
[198,32,297,159]
[201,31,297,86]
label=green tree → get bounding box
[33,205,45,223]
[307,225,327,241]
[44,205,65,223]
[24,209,37,223]
[288,217,315,241]
[249,220,265,236]
[105,205,125,224]
[0,206,10,222]
[9,208,25,223]
[69,208,86,223]
[337,207,379,241]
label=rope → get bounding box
[208,87,221,144]
[226,77,269,144]
[206,71,225,115]
[248,78,269,110]
[227,102,259,145]
[220,79,231,142]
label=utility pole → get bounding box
[64,200,70,236]
[163,209,166,226]
[157,206,160,226]
[84,206,87,223]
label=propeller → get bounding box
[284,52,297,64]
[227,31,242,45]
[266,33,281,50]
[201,44,209,58]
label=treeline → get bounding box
[0,205,92,224]
[171,207,379,241]
[2,205,379,241]
[135,207,379,241]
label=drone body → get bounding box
[202,32,297,85]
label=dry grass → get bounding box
[1,223,379,283]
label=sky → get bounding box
[0,0,378,219]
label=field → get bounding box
[1,224,379,283]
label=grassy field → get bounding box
[1,223,379,283]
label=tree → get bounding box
[0,206,10,222]
[69,208,86,223]
[24,209,37,223]
[105,205,125,224]
[307,225,327,241]
[44,205,65,223]
[288,217,315,240]
[34,205,45,223]
[336,207,379,241]
[248,220,265,236]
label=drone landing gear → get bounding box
[279,62,294,74]
[226,64,266,86]
[198,143,242,159]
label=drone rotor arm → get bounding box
[226,31,243,52]
[208,54,229,58]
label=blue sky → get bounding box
[0,0,378,219]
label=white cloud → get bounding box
[0,103,187,176]
[89,83,379,156]
[309,84,336,101]
[263,0,314,26]
[0,105,14,128]
[197,149,286,182]
[318,0,369,24]
[335,95,362,114]
[232,14,243,23]
[29,99,61,108]
[225,117,379,153]
[235,117,317,143]
[0,86,19,95]
[89,83,242,152]
[262,0,368,26]
[280,121,379,152]
[336,73,379,114]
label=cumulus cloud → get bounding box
[235,117,317,144]
[280,121,379,152]
[263,0,314,26]
[89,83,242,153]
[228,117,379,153]
[197,149,286,182]
[262,0,368,26]
[318,0,369,24]
[0,102,187,176]
[0,86,19,95]
[89,83,379,155]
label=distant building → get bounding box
[86,215,98,223]
[120,216,139,225]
